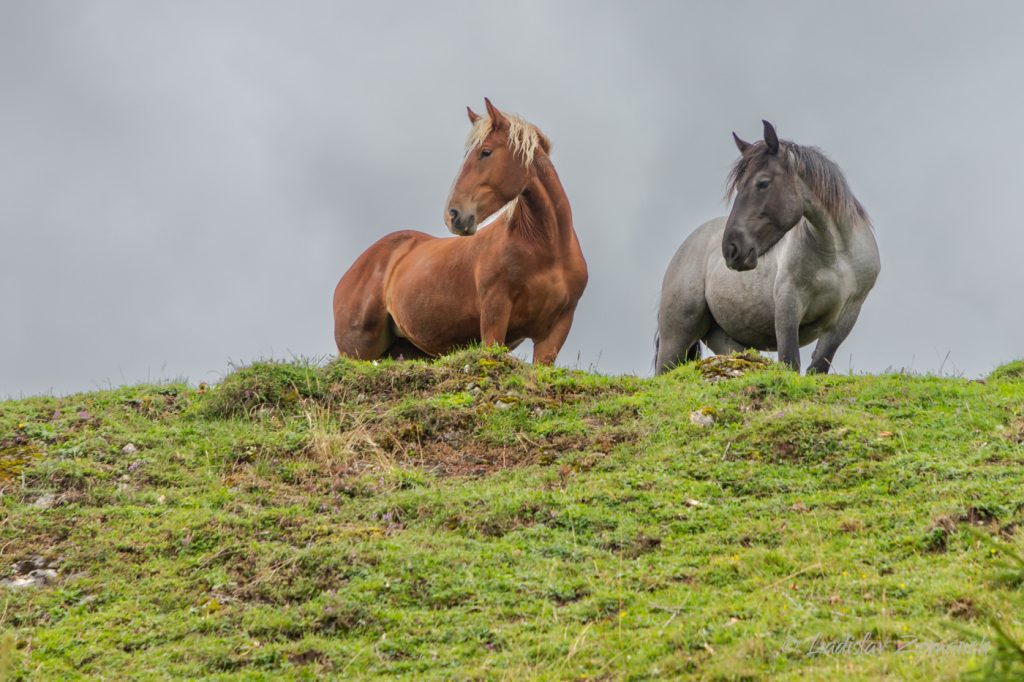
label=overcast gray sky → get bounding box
[2,1,1022,397]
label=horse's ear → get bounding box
[484,97,509,131]
[732,132,751,154]
[762,120,779,155]
[467,106,481,124]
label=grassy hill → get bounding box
[2,348,1023,680]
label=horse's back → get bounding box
[359,229,436,263]
[336,230,433,285]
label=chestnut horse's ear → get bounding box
[762,120,779,155]
[467,106,481,124]
[732,132,751,154]
[483,97,509,130]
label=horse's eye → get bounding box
[756,179,770,190]
[480,149,492,158]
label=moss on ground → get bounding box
[1,351,1023,680]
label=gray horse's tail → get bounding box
[652,327,660,374]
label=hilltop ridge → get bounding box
[1,349,1023,679]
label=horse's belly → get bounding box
[389,293,480,355]
[385,269,481,355]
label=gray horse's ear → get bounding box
[763,120,779,155]
[732,132,751,153]
[467,106,481,124]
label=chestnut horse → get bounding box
[332,99,587,364]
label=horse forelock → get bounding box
[727,140,870,227]
[465,113,551,166]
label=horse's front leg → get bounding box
[532,309,577,365]
[774,291,803,372]
[479,293,513,348]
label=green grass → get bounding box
[1,347,1023,680]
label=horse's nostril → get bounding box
[449,208,460,223]
[726,242,739,261]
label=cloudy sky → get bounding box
[2,1,1022,397]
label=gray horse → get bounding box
[656,121,880,374]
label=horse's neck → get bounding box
[510,155,575,249]
[799,192,861,261]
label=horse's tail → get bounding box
[652,326,660,374]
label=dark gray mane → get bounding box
[727,140,870,226]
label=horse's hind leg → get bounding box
[333,299,392,360]
[333,232,433,361]
[703,324,747,356]
[807,299,865,374]
[333,261,395,361]
[655,299,710,374]
[656,225,721,375]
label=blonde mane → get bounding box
[465,113,551,166]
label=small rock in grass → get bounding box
[32,493,57,510]
[1,568,57,590]
[494,400,513,410]
[122,443,138,455]
[689,410,715,427]
[13,556,47,574]
[791,501,809,513]
[29,568,57,585]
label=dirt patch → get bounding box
[287,649,328,666]
[945,597,979,620]
[1004,416,1024,445]
[316,406,630,479]
[961,506,1001,527]
[922,515,958,553]
[602,531,663,558]
[839,518,865,534]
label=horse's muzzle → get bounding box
[447,209,478,236]
[724,242,758,271]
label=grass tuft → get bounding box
[204,362,324,417]
[989,359,1024,382]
